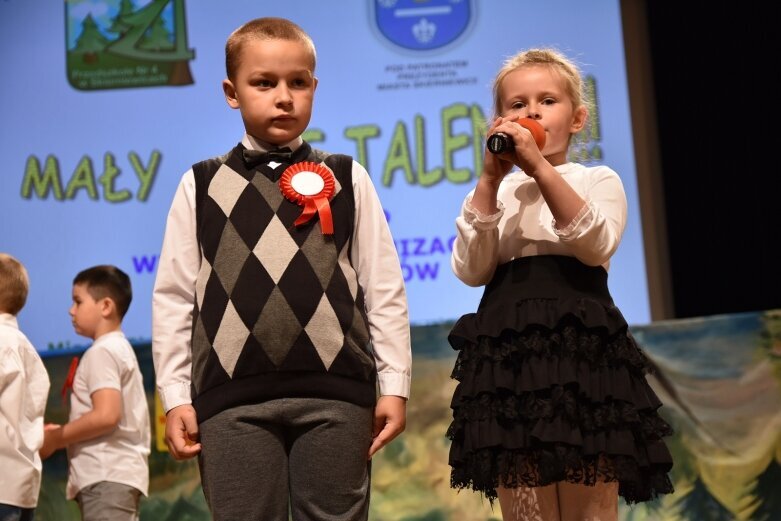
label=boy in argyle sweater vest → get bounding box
[152,17,411,521]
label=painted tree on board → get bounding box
[108,0,136,36]
[676,476,734,521]
[139,16,173,51]
[759,310,781,379]
[621,496,672,521]
[105,0,194,85]
[72,14,110,62]
[745,457,781,521]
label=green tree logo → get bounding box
[65,0,194,90]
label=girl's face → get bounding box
[498,65,586,166]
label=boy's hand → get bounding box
[165,404,202,460]
[40,423,63,460]
[368,395,407,459]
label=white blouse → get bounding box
[452,163,627,287]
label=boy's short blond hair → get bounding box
[0,253,30,315]
[225,17,316,80]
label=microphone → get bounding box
[486,117,546,154]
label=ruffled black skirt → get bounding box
[447,255,674,504]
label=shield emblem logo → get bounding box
[372,0,475,51]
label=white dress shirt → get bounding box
[66,331,150,499]
[152,134,412,412]
[452,162,627,286]
[0,313,50,508]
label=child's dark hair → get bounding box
[0,253,29,315]
[73,265,133,319]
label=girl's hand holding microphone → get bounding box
[486,116,547,177]
[479,117,517,185]
[473,116,545,215]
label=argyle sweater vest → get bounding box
[190,143,375,422]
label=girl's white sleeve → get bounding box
[553,166,627,267]
[451,191,504,287]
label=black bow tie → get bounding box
[242,147,294,169]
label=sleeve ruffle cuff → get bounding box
[553,201,593,239]
[463,196,505,231]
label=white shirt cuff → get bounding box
[159,381,192,412]
[377,371,411,399]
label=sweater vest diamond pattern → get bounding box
[189,143,375,421]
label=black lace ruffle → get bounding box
[447,311,674,504]
[449,445,674,504]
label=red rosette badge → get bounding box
[279,161,336,234]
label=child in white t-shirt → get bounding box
[0,253,50,521]
[41,265,150,521]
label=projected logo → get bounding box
[371,0,475,51]
[65,0,195,90]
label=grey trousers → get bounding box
[75,481,141,521]
[198,398,373,521]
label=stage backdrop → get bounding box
[36,310,781,520]
[0,0,650,355]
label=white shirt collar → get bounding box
[242,132,304,153]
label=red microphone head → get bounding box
[486,116,547,155]
[517,117,546,150]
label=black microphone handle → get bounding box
[486,132,513,154]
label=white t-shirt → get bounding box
[66,331,150,499]
[0,313,50,508]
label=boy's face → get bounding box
[69,284,103,339]
[223,38,317,146]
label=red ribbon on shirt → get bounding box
[61,356,79,402]
[279,161,336,235]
